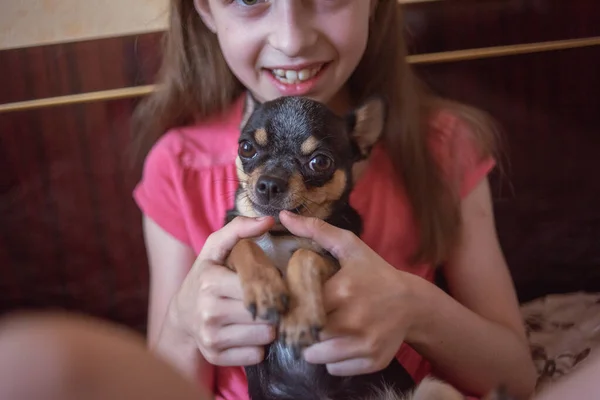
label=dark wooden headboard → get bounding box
[1,0,599,334]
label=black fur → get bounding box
[225,95,414,400]
[246,343,414,400]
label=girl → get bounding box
[131,0,537,399]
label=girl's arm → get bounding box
[408,178,537,399]
[142,216,206,381]
[278,178,537,400]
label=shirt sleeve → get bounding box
[132,133,191,246]
[431,111,497,198]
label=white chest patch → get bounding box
[252,233,324,274]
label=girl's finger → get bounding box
[207,296,275,326]
[278,211,359,260]
[325,357,379,377]
[212,346,266,367]
[320,272,357,314]
[199,268,275,325]
[313,314,349,341]
[201,264,244,300]
[302,335,364,365]
[199,216,275,263]
[210,324,275,351]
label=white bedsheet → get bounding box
[521,292,600,390]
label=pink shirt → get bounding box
[133,94,495,399]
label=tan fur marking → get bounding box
[353,99,385,156]
[300,136,319,155]
[235,159,261,217]
[307,169,347,204]
[279,248,338,349]
[235,156,248,183]
[226,239,289,321]
[304,169,347,220]
[254,128,268,146]
[288,172,304,200]
[235,195,257,217]
[285,169,348,220]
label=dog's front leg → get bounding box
[279,249,339,358]
[225,239,290,323]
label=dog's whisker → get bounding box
[296,194,319,207]
[292,194,319,217]
[213,178,245,184]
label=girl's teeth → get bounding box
[271,66,322,84]
[285,70,298,81]
[298,70,311,80]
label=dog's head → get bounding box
[233,93,385,221]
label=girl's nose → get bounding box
[267,2,318,58]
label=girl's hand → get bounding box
[167,216,277,367]
[279,211,428,376]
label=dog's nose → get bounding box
[256,176,288,202]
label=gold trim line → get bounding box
[0,85,156,113]
[1,36,599,114]
[407,36,600,64]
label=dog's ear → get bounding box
[346,96,386,160]
[240,91,260,129]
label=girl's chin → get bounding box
[253,86,338,106]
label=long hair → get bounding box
[131,0,244,161]
[131,0,499,266]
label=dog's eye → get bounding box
[238,141,257,159]
[309,155,333,172]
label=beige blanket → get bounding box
[521,292,600,390]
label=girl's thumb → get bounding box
[278,211,355,259]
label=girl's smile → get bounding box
[263,62,331,96]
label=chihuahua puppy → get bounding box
[223,94,512,400]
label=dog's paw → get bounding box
[278,301,325,359]
[242,268,290,324]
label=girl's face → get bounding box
[196,0,375,109]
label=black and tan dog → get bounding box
[223,94,511,400]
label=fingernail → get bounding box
[256,216,270,221]
[280,210,296,218]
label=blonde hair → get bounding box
[132,0,499,266]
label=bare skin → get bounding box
[0,312,209,400]
[0,311,598,400]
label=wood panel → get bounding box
[0,99,149,332]
[0,33,162,105]
[403,0,600,54]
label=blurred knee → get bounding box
[0,311,139,400]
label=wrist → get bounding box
[152,301,199,377]
[162,298,197,350]
[402,272,441,346]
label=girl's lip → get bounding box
[264,62,330,97]
[265,62,326,71]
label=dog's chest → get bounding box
[252,233,323,274]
